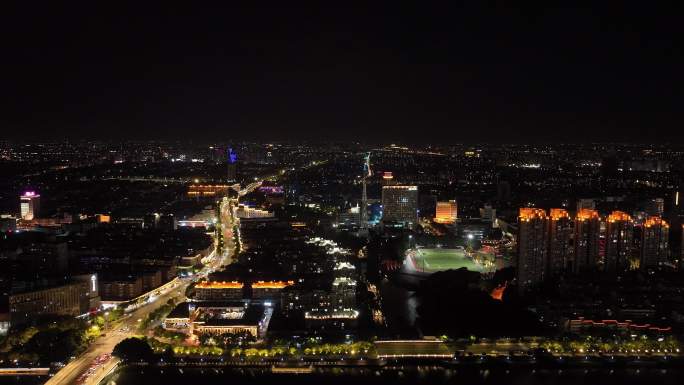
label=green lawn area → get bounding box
[411,248,483,272]
[375,340,454,358]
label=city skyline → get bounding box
[3,139,684,384]
[2,4,684,385]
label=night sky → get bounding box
[2,3,683,143]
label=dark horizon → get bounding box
[2,3,683,143]
[4,139,684,147]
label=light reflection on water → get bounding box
[108,365,684,385]
[379,277,421,337]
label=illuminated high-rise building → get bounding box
[19,191,40,220]
[381,171,394,186]
[605,211,634,273]
[641,216,669,270]
[9,281,92,326]
[479,204,496,222]
[517,208,549,292]
[548,208,573,274]
[381,185,418,227]
[434,200,457,224]
[227,147,238,181]
[645,198,665,217]
[573,209,600,273]
[576,198,595,212]
[337,206,361,227]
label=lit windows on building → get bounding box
[434,200,457,224]
[19,191,40,220]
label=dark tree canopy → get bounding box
[416,268,543,338]
[112,338,154,362]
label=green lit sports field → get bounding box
[408,248,484,273]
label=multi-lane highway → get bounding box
[238,181,263,197]
[44,276,191,385]
[44,165,320,385]
[45,224,232,385]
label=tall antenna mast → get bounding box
[360,152,371,236]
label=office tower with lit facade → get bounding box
[641,216,669,270]
[576,198,595,212]
[548,208,573,275]
[573,208,600,273]
[194,281,245,301]
[381,185,418,227]
[434,200,457,224]
[645,197,665,217]
[480,204,496,222]
[605,211,634,273]
[9,280,93,326]
[227,147,238,181]
[517,208,549,292]
[19,191,40,220]
[251,280,294,301]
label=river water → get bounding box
[1,364,682,385]
[379,277,421,338]
[104,365,684,385]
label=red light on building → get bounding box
[490,282,507,301]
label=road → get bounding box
[238,181,263,197]
[45,229,231,385]
[83,358,119,385]
[44,277,189,385]
[220,197,236,263]
[237,161,327,198]
[45,166,317,385]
